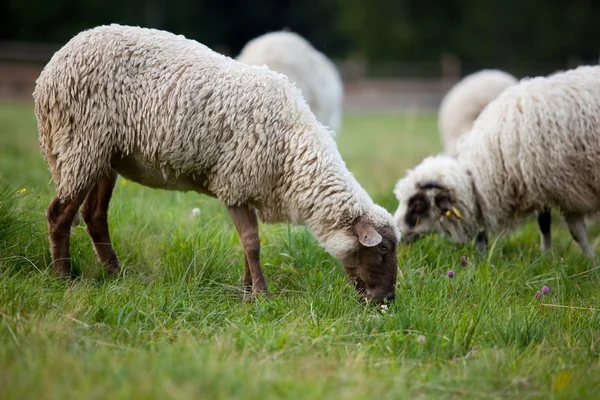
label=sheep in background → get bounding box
[393,65,600,257]
[237,31,344,136]
[34,24,399,304]
[439,69,518,156]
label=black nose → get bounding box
[364,290,396,305]
[383,291,395,303]
[369,291,395,304]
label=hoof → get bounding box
[239,278,253,293]
[104,264,121,277]
[53,263,73,279]
[243,288,273,302]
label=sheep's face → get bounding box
[394,182,466,243]
[325,213,399,304]
[393,156,475,244]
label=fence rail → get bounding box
[0,41,593,111]
[0,41,61,64]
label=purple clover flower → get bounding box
[460,256,468,267]
[535,290,542,299]
[542,285,550,295]
[448,270,454,278]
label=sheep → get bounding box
[439,69,518,156]
[236,31,344,136]
[393,65,600,257]
[33,24,399,304]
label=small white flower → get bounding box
[380,304,388,314]
[192,207,201,216]
[416,335,427,345]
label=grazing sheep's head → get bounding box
[323,205,400,305]
[393,155,477,244]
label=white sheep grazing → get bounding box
[393,65,600,257]
[34,24,399,304]
[439,69,518,156]
[236,31,344,136]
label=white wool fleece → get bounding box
[439,69,517,156]
[396,65,600,241]
[237,31,344,135]
[33,24,398,261]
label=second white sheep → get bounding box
[439,69,517,156]
[393,65,600,256]
[237,31,344,135]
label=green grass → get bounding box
[1,101,600,399]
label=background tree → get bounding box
[1,0,598,74]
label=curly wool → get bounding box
[236,31,344,135]
[438,69,517,156]
[397,65,600,241]
[33,24,398,258]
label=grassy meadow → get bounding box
[1,100,600,399]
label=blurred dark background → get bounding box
[0,0,598,110]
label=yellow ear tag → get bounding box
[451,206,463,219]
[445,210,452,217]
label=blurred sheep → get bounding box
[237,31,344,136]
[439,69,518,155]
[394,65,600,257]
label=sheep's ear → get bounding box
[353,218,382,247]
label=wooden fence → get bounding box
[0,41,585,112]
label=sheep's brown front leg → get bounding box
[227,204,271,298]
[47,195,86,277]
[81,170,120,276]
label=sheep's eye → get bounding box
[379,243,388,252]
[406,194,430,227]
[408,194,429,215]
[413,202,425,213]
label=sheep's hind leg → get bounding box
[242,254,253,291]
[564,213,595,258]
[537,209,552,252]
[47,193,88,277]
[474,231,488,255]
[226,204,271,299]
[81,170,120,276]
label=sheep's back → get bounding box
[33,24,317,206]
[458,66,600,230]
